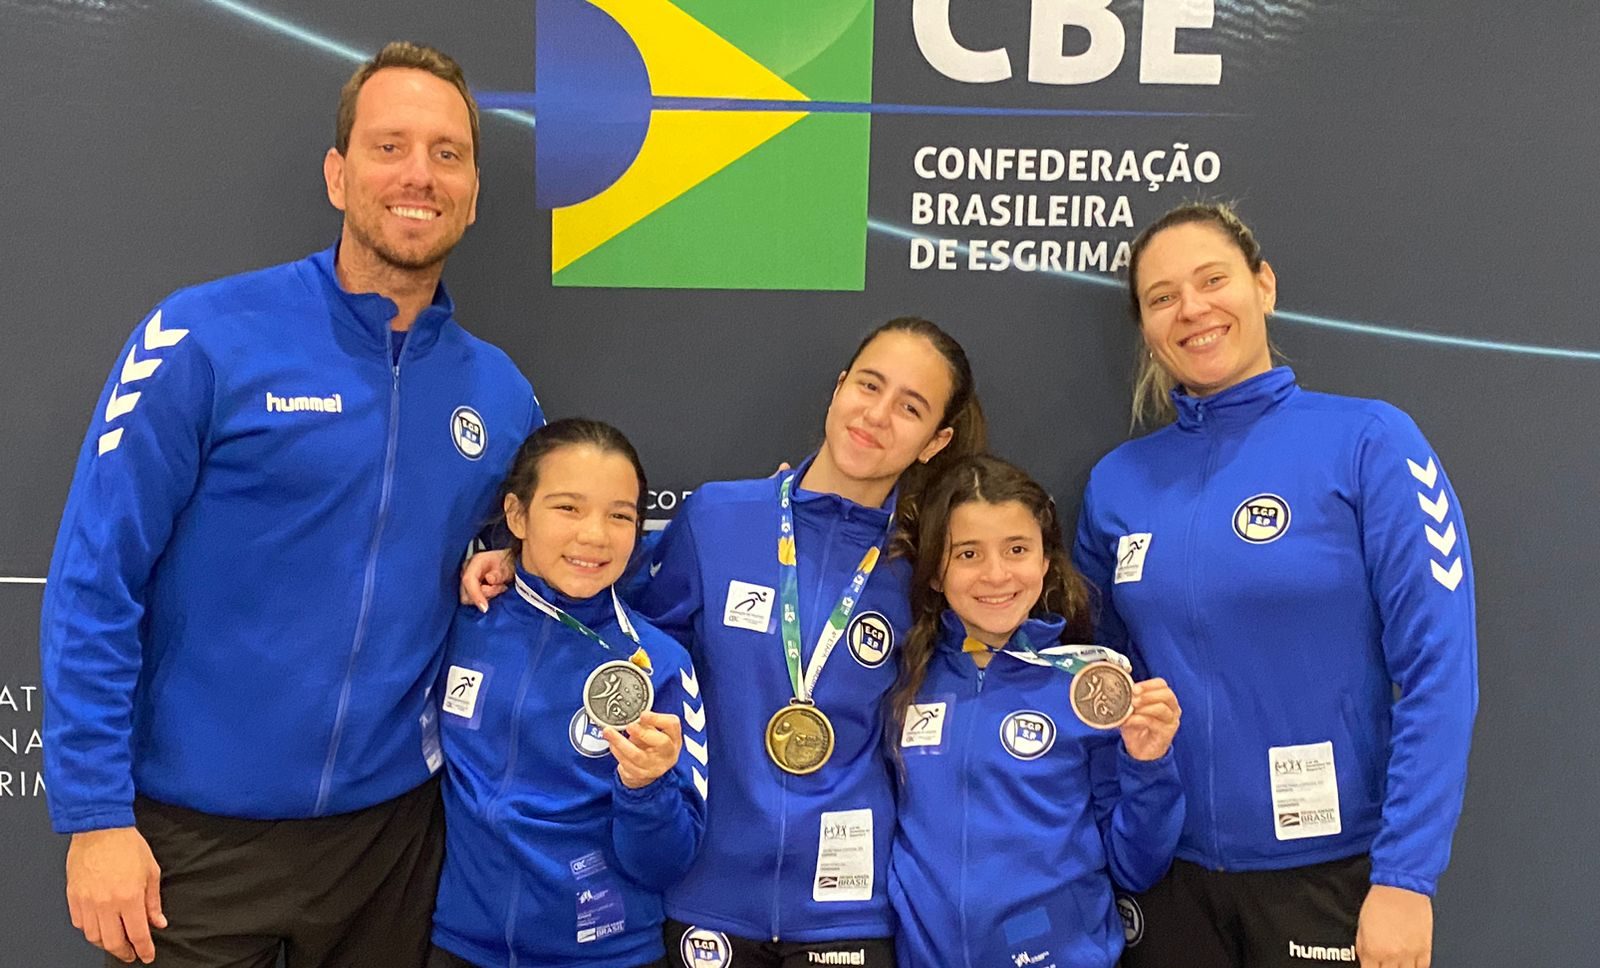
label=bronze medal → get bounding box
[764,702,835,775]
[1069,660,1135,730]
[583,659,654,729]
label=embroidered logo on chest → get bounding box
[999,709,1057,760]
[450,405,486,460]
[846,610,894,668]
[1232,493,1291,543]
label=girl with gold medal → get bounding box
[635,318,986,968]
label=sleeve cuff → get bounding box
[1369,867,1438,898]
[52,806,138,835]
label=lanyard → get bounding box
[776,473,893,703]
[1010,631,1132,675]
[515,574,640,652]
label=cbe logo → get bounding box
[914,0,1223,86]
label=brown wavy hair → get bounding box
[887,454,1093,758]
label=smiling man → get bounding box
[40,43,540,968]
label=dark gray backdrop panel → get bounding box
[3,1,1593,963]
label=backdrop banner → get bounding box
[4,1,1594,963]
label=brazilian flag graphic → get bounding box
[537,0,874,290]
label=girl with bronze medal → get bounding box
[887,455,1184,968]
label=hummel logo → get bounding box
[1288,940,1356,962]
[266,391,344,414]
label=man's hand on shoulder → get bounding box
[66,826,166,964]
[460,549,515,611]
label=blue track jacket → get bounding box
[890,613,1182,968]
[631,457,907,942]
[1073,368,1477,896]
[432,569,706,968]
[41,247,539,832]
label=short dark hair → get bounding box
[335,41,480,161]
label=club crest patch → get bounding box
[1000,709,1057,760]
[846,610,894,668]
[680,926,734,966]
[1116,893,1146,946]
[451,405,486,460]
[569,708,611,758]
[1232,493,1290,544]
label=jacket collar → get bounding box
[786,452,897,532]
[936,609,1068,658]
[509,564,620,632]
[1171,366,1298,431]
[307,244,455,354]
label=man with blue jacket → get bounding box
[41,42,539,967]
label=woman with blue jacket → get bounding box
[430,419,706,968]
[1074,203,1478,968]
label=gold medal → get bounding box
[1069,660,1135,730]
[764,702,835,775]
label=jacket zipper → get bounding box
[497,619,550,959]
[315,338,407,814]
[1185,404,1227,867]
[771,510,843,941]
[960,665,985,968]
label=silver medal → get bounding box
[582,659,654,729]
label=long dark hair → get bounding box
[839,316,988,542]
[887,454,1093,749]
[495,418,649,560]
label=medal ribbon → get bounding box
[776,473,893,704]
[1009,632,1132,676]
[515,575,640,652]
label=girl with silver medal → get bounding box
[430,420,705,968]
[887,454,1184,968]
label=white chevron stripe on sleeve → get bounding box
[679,666,700,699]
[142,310,189,350]
[1425,522,1457,557]
[105,386,141,422]
[682,700,705,733]
[97,428,125,456]
[1431,558,1463,591]
[692,768,708,801]
[120,346,162,385]
[1416,490,1450,523]
[684,734,709,767]
[1407,456,1438,489]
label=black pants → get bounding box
[1117,855,1371,968]
[663,919,894,968]
[111,775,445,968]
